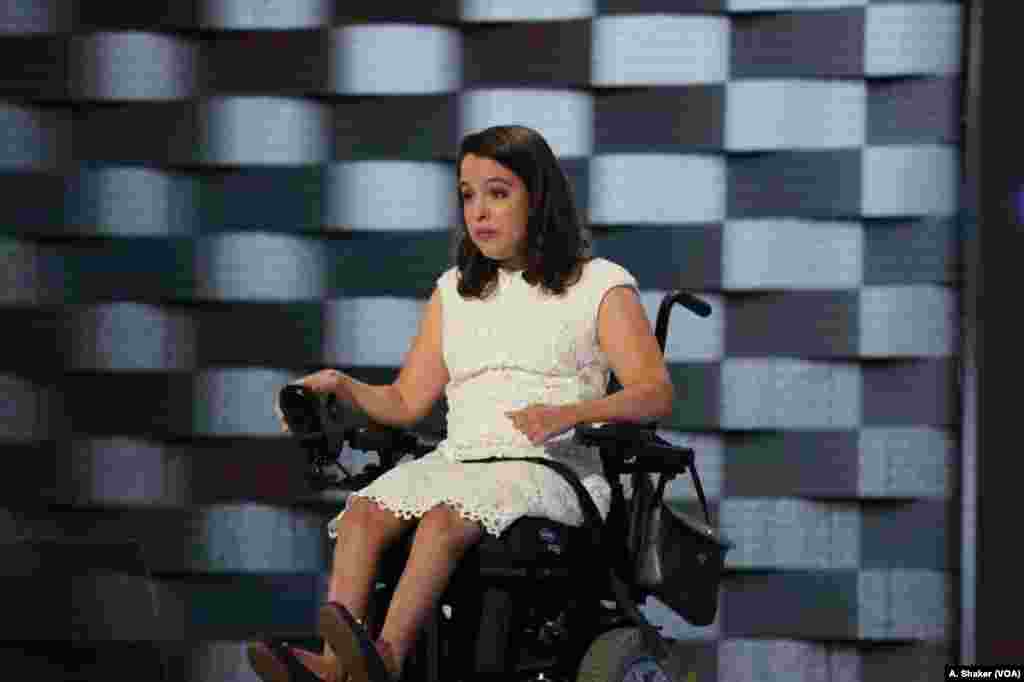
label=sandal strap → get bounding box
[266,640,322,682]
[324,602,393,682]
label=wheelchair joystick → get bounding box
[277,384,353,490]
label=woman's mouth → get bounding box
[474,229,498,240]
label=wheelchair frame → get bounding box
[286,291,713,682]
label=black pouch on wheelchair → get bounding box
[628,468,731,627]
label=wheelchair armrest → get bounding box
[307,425,439,491]
[349,424,440,459]
[575,423,693,475]
[575,422,656,448]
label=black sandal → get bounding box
[319,603,395,682]
[247,640,323,682]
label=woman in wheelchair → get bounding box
[249,125,676,682]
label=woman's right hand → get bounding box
[273,369,346,433]
[293,368,345,395]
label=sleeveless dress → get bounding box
[328,257,639,539]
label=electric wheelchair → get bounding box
[279,291,720,682]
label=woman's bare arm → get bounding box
[566,286,675,425]
[291,288,449,429]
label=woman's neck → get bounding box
[498,250,528,271]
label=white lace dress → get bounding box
[328,257,639,538]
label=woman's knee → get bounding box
[338,496,408,546]
[418,504,483,553]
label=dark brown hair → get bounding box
[453,125,592,298]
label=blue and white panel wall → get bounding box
[0,1,961,680]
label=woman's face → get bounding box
[459,154,531,270]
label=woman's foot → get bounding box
[247,641,346,682]
[319,603,397,682]
[374,639,401,681]
[292,648,348,682]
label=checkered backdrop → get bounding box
[0,1,962,680]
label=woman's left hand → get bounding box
[505,404,576,445]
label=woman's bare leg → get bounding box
[327,496,414,621]
[265,497,411,681]
[377,504,484,673]
[292,496,413,680]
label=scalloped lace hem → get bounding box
[328,477,611,541]
[329,492,535,539]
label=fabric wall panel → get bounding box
[65,166,198,236]
[463,20,589,88]
[857,427,952,498]
[0,0,72,33]
[460,89,594,158]
[461,0,595,22]
[730,9,864,77]
[590,154,726,224]
[725,80,866,151]
[201,30,327,95]
[331,25,460,95]
[196,233,327,302]
[325,161,456,231]
[864,4,961,77]
[0,34,68,97]
[592,15,730,86]
[0,103,70,169]
[594,86,724,153]
[200,97,330,166]
[64,303,198,371]
[720,358,861,429]
[72,32,197,101]
[200,0,330,30]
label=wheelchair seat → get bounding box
[336,418,702,680]
[478,517,590,578]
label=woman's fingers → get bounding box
[272,387,292,430]
[274,369,342,432]
[272,394,291,432]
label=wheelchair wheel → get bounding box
[575,627,693,682]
